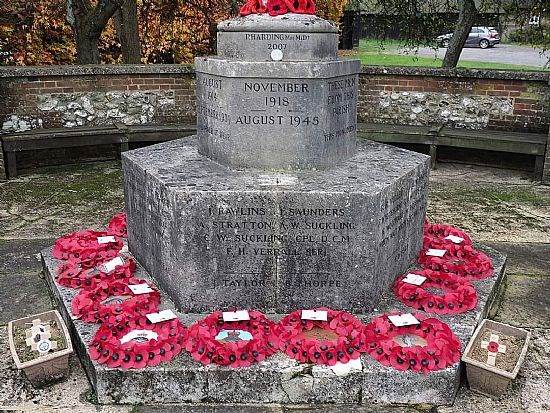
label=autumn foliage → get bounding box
[0,0,349,65]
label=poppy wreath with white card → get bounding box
[53,229,123,263]
[55,257,136,289]
[277,308,368,365]
[89,315,186,369]
[423,221,472,249]
[185,310,280,367]
[417,243,494,281]
[364,312,461,373]
[107,213,127,238]
[71,278,161,323]
[393,269,478,315]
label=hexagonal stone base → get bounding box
[122,138,430,313]
[41,244,506,405]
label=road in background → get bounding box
[400,44,549,68]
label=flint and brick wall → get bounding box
[0,65,549,179]
[0,66,196,133]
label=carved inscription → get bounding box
[197,72,358,150]
[204,206,353,253]
[200,205,354,288]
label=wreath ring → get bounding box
[393,269,478,315]
[364,313,461,373]
[71,278,161,323]
[89,316,186,369]
[277,308,368,366]
[184,310,280,367]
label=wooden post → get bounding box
[0,138,6,180]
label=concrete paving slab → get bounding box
[0,238,55,273]
[0,271,52,325]
[494,275,550,328]
[482,242,550,276]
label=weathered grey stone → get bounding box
[41,242,506,405]
[195,58,359,170]
[123,138,429,313]
[217,14,338,62]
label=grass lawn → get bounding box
[346,39,548,71]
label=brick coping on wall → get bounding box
[0,64,548,82]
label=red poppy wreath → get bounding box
[277,308,368,365]
[423,222,472,250]
[89,315,186,369]
[56,257,136,289]
[393,269,478,315]
[107,213,127,238]
[364,313,461,373]
[185,310,279,367]
[53,230,123,264]
[417,243,494,281]
[71,279,161,323]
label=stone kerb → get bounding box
[195,58,360,170]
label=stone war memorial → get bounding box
[42,1,506,407]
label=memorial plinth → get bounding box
[123,139,429,313]
[123,13,430,313]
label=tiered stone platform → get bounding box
[42,243,505,405]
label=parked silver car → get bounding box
[437,26,500,49]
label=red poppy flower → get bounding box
[284,0,315,14]
[267,0,288,16]
[487,341,499,353]
[107,213,127,238]
[240,0,268,15]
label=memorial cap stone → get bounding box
[217,14,339,61]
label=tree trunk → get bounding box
[67,0,125,64]
[442,0,477,68]
[114,0,141,63]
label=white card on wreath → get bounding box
[97,236,117,244]
[222,310,250,322]
[403,273,427,286]
[101,256,125,273]
[388,313,420,327]
[120,329,159,344]
[146,309,177,323]
[426,249,447,257]
[445,235,464,244]
[301,309,328,321]
[129,283,154,295]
